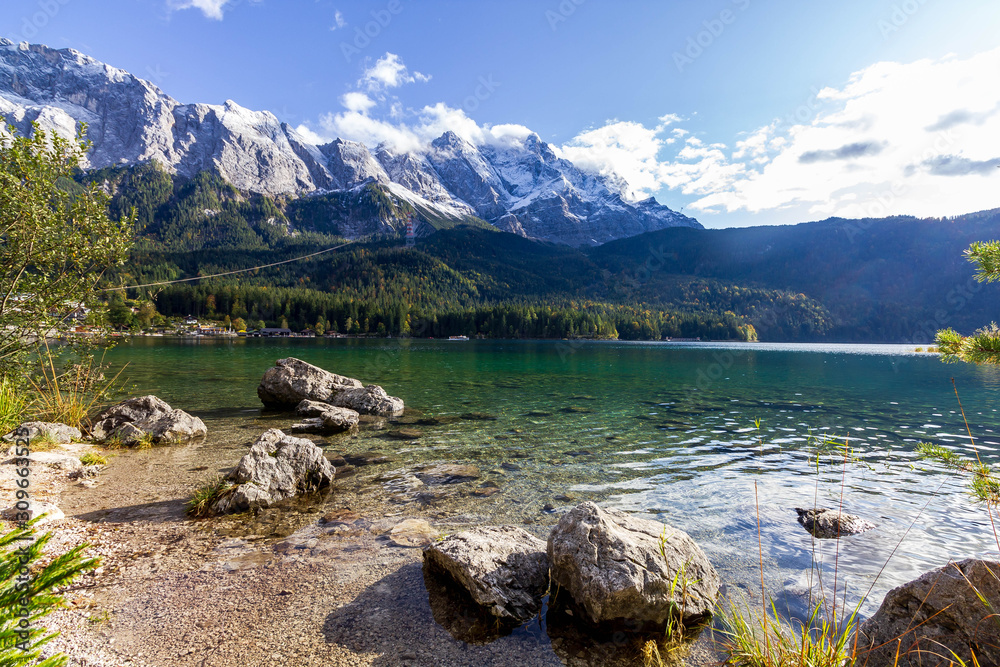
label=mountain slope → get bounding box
[0,39,699,246]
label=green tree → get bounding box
[136,301,157,329]
[0,123,133,374]
[937,241,1000,364]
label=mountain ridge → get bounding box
[0,38,699,246]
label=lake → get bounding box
[103,337,1000,623]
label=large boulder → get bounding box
[2,451,82,471]
[424,526,549,622]
[210,429,335,514]
[3,422,81,445]
[257,358,403,416]
[257,358,362,408]
[857,559,1000,667]
[1,500,64,524]
[290,400,359,434]
[795,507,876,539]
[89,395,206,445]
[548,502,719,628]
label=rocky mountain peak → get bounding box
[0,41,701,245]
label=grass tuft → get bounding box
[186,476,234,518]
[79,452,108,466]
[717,600,859,667]
[0,377,26,435]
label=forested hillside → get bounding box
[88,164,997,343]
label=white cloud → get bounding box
[330,10,346,31]
[167,0,231,20]
[341,92,376,114]
[361,53,431,91]
[292,124,328,146]
[557,47,1000,219]
[681,48,1000,218]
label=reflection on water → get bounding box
[104,338,1000,649]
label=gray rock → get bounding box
[3,421,81,444]
[423,526,549,622]
[211,429,335,514]
[290,400,360,434]
[89,395,206,445]
[1,500,64,524]
[858,559,1000,667]
[548,502,720,628]
[328,384,404,417]
[3,451,82,471]
[257,358,362,408]
[795,508,876,539]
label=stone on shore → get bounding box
[423,526,549,622]
[257,358,404,416]
[290,400,359,434]
[3,421,81,445]
[795,508,876,539]
[548,502,719,628]
[858,559,1000,667]
[3,451,82,471]
[1,500,64,524]
[210,429,335,514]
[89,395,206,445]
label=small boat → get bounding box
[448,335,470,341]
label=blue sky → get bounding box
[3,0,1000,228]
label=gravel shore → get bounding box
[3,440,721,667]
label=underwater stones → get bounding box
[795,508,876,539]
[416,464,480,485]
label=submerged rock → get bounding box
[388,518,440,548]
[858,559,1000,667]
[795,508,876,539]
[89,395,206,445]
[3,421,81,445]
[548,502,720,628]
[210,429,335,514]
[257,358,403,416]
[423,526,549,622]
[416,464,481,485]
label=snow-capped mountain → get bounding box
[0,39,701,245]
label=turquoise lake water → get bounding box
[104,338,1000,620]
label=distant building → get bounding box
[184,315,198,325]
[260,327,292,337]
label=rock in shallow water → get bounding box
[290,400,359,434]
[548,502,719,628]
[857,559,1000,667]
[795,507,876,539]
[257,358,403,416]
[423,525,549,622]
[210,429,334,514]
